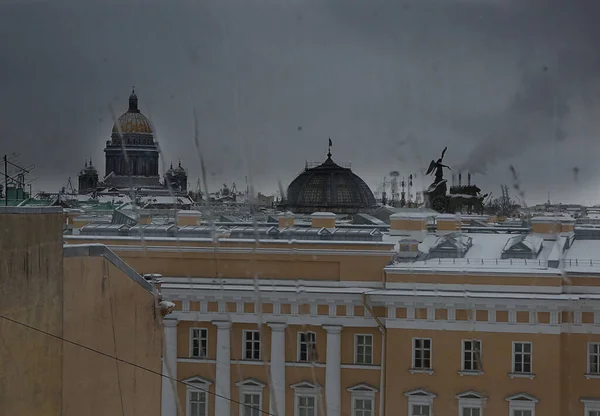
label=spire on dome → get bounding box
[178,159,182,168]
[327,137,333,159]
[128,86,139,113]
[84,159,88,168]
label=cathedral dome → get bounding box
[285,152,377,214]
[111,88,154,134]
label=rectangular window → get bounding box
[355,334,373,365]
[589,343,600,374]
[462,339,482,371]
[297,395,316,416]
[189,390,207,416]
[411,404,430,416]
[413,338,432,370]
[462,408,481,416]
[589,411,600,416]
[241,393,261,416]
[512,342,532,373]
[512,411,532,416]
[244,330,261,360]
[190,328,208,358]
[299,332,317,362]
[353,398,373,416]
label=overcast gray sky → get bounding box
[1,0,599,204]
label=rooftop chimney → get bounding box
[278,211,295,228]
[311,212,336,229]
[176,210,201,226]
[389,212,432,242]
[436,213,461,235]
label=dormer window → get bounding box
[427,232,472,259]
[501,235,543,259]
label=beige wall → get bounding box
[65,237,393,282]
[62,256,162,416]
[385,328,600,415]
[0,210,64,416]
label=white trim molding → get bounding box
[347,383,378,416]
[236,378,266,416]
[581,398,600,415]
[506,392,538,416]
[291,381,321,416]
[456,390,486,415]
[404,388,436,416]
[184,376,213,416]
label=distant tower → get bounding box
[400,177,406,207]
[78,159,99,194]
[390,171,400,206]
[104,88,160,188]
[408,174,413,205]
[164,160,188,192]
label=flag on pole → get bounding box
[328,137,332,147]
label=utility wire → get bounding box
[0,314,274,416]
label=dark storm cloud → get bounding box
[0,0,599,203]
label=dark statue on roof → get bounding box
[424,147,489,214]
[426,146,451,185]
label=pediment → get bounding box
[346,383,378,393]
[404,388,437,398]
[183,376,212,386]
[290,381,320,390]
[235,378,266,388]
[506,393,539,403]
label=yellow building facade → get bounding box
[66,212,600,416]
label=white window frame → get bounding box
[189,327,208,358]
[183,376,212,416]
[347,383,378,416]
[506,393,538,416]
[243,330,261,361]
[411,337,433,371]
[511,341,533,375]
[404,388,436,416]
[588,342,600,375]
[297,331,317,362]
[236,378,266,416]
[582,398,600,416]
[461,339,482,373]
[456,390,486,416]
[354,334,374,365]
[291,381,321,416]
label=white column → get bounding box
[161,318,178,416]
[214,321,232,416]
[323,325,342,416]
[268,322,287,416]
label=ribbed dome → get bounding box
[111,88,153,134]
[286,154,377,214]
[112,112,153,134]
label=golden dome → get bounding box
[111,88,154,134]
[112,111,153,134]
